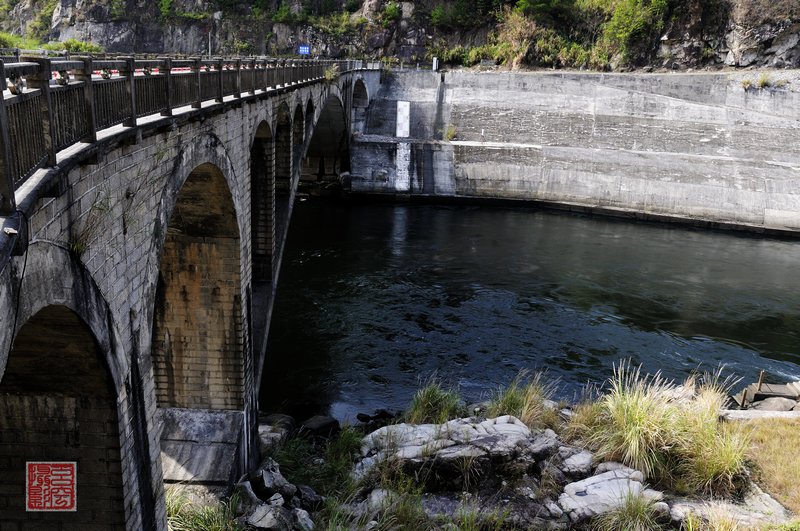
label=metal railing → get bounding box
[0,56,381,214]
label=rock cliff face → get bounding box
[1,0,798,70]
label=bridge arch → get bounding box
[292,104,305,178]
[0,242,134,529]
[305,98,316,137]
[352,78,369,134]
[251,121,275,283]
[275,103,292,193]
[151,161,244,410]
[306,92,349,180]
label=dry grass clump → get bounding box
[165,487,241,531]
[570,361,749,496]
[592,490,662,531]
[745,419,800,514]
[485,370,560,430]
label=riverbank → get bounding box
[191,364,800,530]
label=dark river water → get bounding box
[260,201,800,422]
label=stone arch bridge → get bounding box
[0,56,380,529]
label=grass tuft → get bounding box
[165,487,241,531]
[577,361,748,496]
[485,369,560,430]
[405,376,465,424]
[758,72,773,89]
[592,490,661,531]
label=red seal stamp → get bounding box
[26,462,77,512]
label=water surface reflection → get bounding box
[261,202,800,421]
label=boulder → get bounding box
[247,504,293,530]
[558,467,662,523]
[296,484,325,511]
[292,508,315,531]
[560,449,594,478]
[252,458,297,500]
[529,429,560,460]
[750,397,797,411]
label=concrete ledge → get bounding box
[721,410,800,421]
[159,407,244,484]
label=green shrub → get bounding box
[599,0,669,63]
[405,377,465,424]
[430,4,446,27]
[159,0,172,19]
[42,38,104,53]
[0,31,41,49]
[273,3,294,23]
[28,0,57,41]
[382,1,401,27]
[485,370,559,429]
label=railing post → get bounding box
[75,58,97,143]
[0,60,17,214]
[26,57,57,167]
[193,58,201,108]
[161,57,173,116]
[251,59,257,95]
[122,57,137,127]
[278,59,286,88]
[216,58,223,102]
[234,58,241,99]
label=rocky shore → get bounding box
[231,401,795,530]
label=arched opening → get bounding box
[275,104,292,194]
[251,121,274,283]
[0,305,125,528]
[292,104,305,179]
[352,78,369,134]
[305,99,315,138]
[306,94,350,184]
[152,163,243,411]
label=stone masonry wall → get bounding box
[351,70,800,233]
[0,71,376,528]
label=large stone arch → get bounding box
[0,242,144,529]
[147,133,251,486]
[274,102,292,192]
[151,161,243,410]
[306,92,349,181]
[251,120,275,283]
[292,103,305,179]
[352,77,369,134]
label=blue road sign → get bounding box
[298,45,310,55]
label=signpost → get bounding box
[298,44,310,56]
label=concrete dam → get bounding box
[351,70,800,234]
[0,58,799,529]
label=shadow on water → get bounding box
[260,201,800,422]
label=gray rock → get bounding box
[268,493,284,506]
[594,461,629,474]
[296,484,325,511]
[260,413,296,432]
[299,415,340,438]
[253,458,298,500]
[247,504,293,530]
[560,450,593,477]
[558,467,660,523]
[292,508,315,531]
[529,429,560,459]
[750,397,798,411]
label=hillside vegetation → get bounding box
[0,0,797,70]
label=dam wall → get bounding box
[350,70,800,232]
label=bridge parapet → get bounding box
[0,56,380,215]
